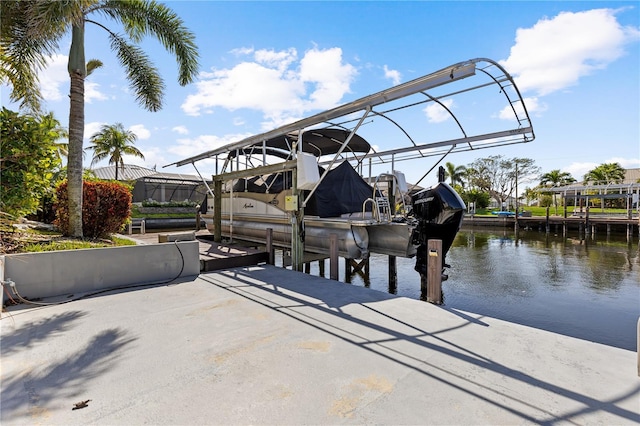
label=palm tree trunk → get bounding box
[66,24,86,238]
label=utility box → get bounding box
[285,195,298,211]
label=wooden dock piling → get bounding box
[329,233,339,280]
[426,239,443,304]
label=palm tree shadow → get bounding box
[1,310,87,357]
[1,328,136,419]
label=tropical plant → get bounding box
[87,123,145,180]
[0,108,65,218]
[521,187,539,207]
[1,1,199,237]
[460,188,490,210]
[55,179,132,239]
[583,163,626,185]
[540,169,576,215]
[445,162,467,187]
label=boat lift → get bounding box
[167,58,535,271]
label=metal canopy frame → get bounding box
[167,58,534,173]
[167,58,536,271]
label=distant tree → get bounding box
[0,108,65,218]
[540,169,576,215]
[87,123,145,180]
[467,155,539,208]
[522,187,539,206]
[583,163,626,184]
[445,162,467,187]
[1,0,199,237]
[461,188,490,210]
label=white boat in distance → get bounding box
[168,58,535,270]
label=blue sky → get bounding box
[2,1,639,186]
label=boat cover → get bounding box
[231,161,375,218]
[306,161,374,218]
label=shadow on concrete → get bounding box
[0,310,87,357]
[199,266,640,424]
[0,328,136,421]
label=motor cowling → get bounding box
[411,182,466,275]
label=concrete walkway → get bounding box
[1,265,639,425]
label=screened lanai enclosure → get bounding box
[92,165,211,205]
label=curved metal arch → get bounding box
[474,58,535,136]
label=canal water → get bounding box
[329,227,640,352]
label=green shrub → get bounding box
[461,189,490,209]
[141,199,197,207]
[55,180,132,238]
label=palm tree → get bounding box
[540,169,576,215]
[1,1,199,237]
[583,163,626,184]
[445,162,467,187]
[87,123,145,180]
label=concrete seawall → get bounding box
[3,241,200,300]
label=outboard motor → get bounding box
[411,181,466,277]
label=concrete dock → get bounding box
[1,265,639,425]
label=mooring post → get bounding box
[265,228,274,265]
[344,258,352,283]
[213,180,222,243]
[545,207,550,234]
[329,233,339,281]
[388,255,397,291]
[426,239,443,304]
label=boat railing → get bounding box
[362,198,381,222]
[371,173,408,222]
[362,197,394,223]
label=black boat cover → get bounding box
[231,161,374,218]
[306,161,374,218]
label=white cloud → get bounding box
[564,162,599,181]
[84,121,106,141]
[85,80,108,103]
[497,96,548,120]
[39,54,68,101]
[383,65,401,86]
[606,156,640,169]
[501,8,640,96]
[129,124,151,140]
[424,99,454,123]
[127,147,163,169]
[564,156,640,181]
[172,125,189,135]
[181,46,357,130]
[168,132,253,159]
[38,54,108,103]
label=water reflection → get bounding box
[344,227,639,351]
[445,228,639,350]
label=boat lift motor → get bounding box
[411,179,466,278]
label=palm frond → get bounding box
[108,33,164,111]
[98,0,199,85]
